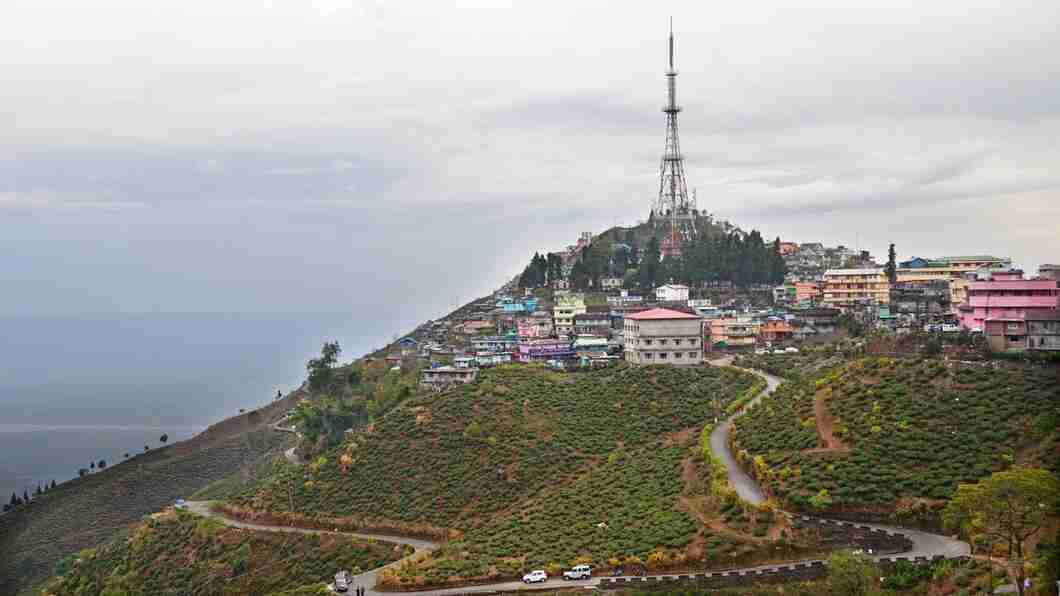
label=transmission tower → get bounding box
[655,20,697,258]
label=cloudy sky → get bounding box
[3,0,1059,321]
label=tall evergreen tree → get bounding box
[885,243,897,284]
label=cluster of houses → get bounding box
[402,243,1058,391]
[775,248,1060,354]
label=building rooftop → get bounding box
[824,268,884,276]
[626,307,701,321]
[937,255,1008,263]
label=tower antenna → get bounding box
[656,19,696,259]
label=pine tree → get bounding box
[9,493,16,507]
[50,479,56,490]
[885,243,897,284]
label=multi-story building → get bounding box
[573,313,611,337]
[706,316,759,348]
[957,270,1060,331]
[795,282,822,303]
[553,291,586,337]
[517,338,575,363]
[421,366,478,390]
[515,311,553,338]
[759,319,794,343]
[470,335,519,353]
[1026,310,1060,351]
[623,308,703,365]
[1039,264,1060,281]
[600,277,624,290]
[790,307,841,336]
[897,255,1011,307]
[823,268,890,311]
[655,284,690,303]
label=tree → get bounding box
[50,480,56,490]
[9,492,17,507]
[159,433,168,444]
[23,488,29,503]
[89,461,95,470]
[885,243,897,284]
[827,551,879,596]
[98,459,106,469]
[307,341,342,394]
[943,467,1060,596]
[637,236,662,291]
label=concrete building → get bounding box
[470,335,519,353]
[795,282,823,304]
[600,277,624,290]
[553,291,586,337]
[1027,310,1060,352]
[957,270,1060,331]
[759,319,794,343]
[655,284,690,303]
[1039,264,1060,281]
[517,338,575,363]
[516,311,553,338]
[623,308,703,365]
[421,366,478,389]
[823,268,890,311]
[573,312,611,337]
[984,319,1027,353]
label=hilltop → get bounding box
[732,356,1060,523]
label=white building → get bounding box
[623,308,704,366]
[655,284,690,303]
[600,277,623,290]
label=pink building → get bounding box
[517,339,574,363]
[957,270,1060,331]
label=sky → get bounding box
[2,0,1059,321]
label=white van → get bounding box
[563,564,592,580]
[522,570,547,584]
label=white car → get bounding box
[522,570,547,584]
[174,499,187,510]
[563,564,592,580]
[334,570,351,592]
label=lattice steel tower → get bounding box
[656,21,697,257]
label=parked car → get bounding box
[563,564,592,580]
[522,570,547,584]
[173,499,187,510]
[334,570,351,593]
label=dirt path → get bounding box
[811,389,850,453]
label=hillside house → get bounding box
[517,339,575,363]
[823,268,890,311]
[623,308,704,365]
[420,366,478,389]
[655,284,690,303]
[553,292,587,337]
[573,313,611,337]
[957,270,1060,331]
[1027,310,1060,351]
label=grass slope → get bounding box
[42,509,402,596]
[233,364,789,586]
[0,428,292,596]
[733,357,1060,516]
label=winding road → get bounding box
[186,360,969,594]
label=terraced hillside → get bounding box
[0,427,292,596]
[230,364,811,586]
[733,357,1060,519]
[41,509,403,596]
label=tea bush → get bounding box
[733,358,1060,512]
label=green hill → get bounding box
[227,364,813,587]
[732,357,1060,521]
[41,508,403,596]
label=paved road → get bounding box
[183,360,967,594]
[709,358,780,505]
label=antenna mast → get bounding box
[656,18,696,259]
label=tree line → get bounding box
[517,226,786,292]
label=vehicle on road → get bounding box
[174,499,187,510]
[334,570,351,593]
[563,564,592,580]
[522,570,547,584]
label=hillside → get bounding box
[225,364,827,587]
[732,357,1060,521]
[0,397,298,596]
[41,508,403,596]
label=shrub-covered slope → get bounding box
[733,358,1060,515]
[42,509,402,596]
[232,364,794,585]
[0,428,292,596]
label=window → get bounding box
[659,339,668,345]
[645,352,654,359]
[658,352,668,359]
[673,339,682,346]
[644,339,652,346]
[674,352,683,358]
[688,351,698,358]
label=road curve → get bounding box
[708,360,969,562]
[185,360,967,594]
